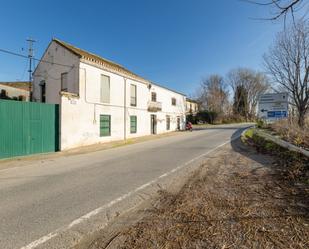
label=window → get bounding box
[151,92,157,102]
[130,84,137,106]
[130,116,137,134]
[100,74,110,103]
[166,115,170,130]
[61,72,68,91]
[100,115,111,136]
[40,81,46,103]
[172,97,176,106]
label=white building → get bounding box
[0,82,30,101]
[186,98,199,115]
[33,39,186,150]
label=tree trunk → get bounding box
[297,109,305,127]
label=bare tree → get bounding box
[245,0,307,23]
[197,75,229,114]
[264,19,309,127]
[227,68,270,118]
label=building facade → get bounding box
[33,39,186,150]
[186,98,199,115]
[0,82,30,101]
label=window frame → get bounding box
[171,97,176,106]
[40,81,46,103]
[61,72,68,91]
[166,115,170,130]
[130,115,137,134]
[130,84,137,107]
[151,92,157,102]
[99,114,111,137]
[100,74,110,103]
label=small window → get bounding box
[172,97,176,106]
[40,82,46,103]
[166,115,170,130]
[100,74,110,103]
[130,84,137,106]
[151,92,157,102]
[100,115,111,136]
[61,72,68,91]
[130,116,137,134]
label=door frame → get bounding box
[151,114,157,134]
[177,116,180,130]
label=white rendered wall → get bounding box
[33,41,80,104]
[60,61,186,150]
[0,85,29,101]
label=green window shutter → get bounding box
[100,115,111,136]
[130,116,137,134]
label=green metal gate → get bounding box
[0,99,59,159]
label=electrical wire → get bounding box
[19,61,28,81]
[0,48,74,68]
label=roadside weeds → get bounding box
[85,137,309,249]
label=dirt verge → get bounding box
[82,136,309,249]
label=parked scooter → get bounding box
[186,122,193,132]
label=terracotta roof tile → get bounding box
[53,39,148,83]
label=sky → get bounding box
[0,0,286,96]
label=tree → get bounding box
[197,75,229,114]
[228,68,270,118]
[246,0,306,21]
[233,85,249,119]
[264,20,309,127]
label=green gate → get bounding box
[0,99,59,159]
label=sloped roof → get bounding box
[186,98,199,104]
[53,38,149,83]
[0,82,30,91]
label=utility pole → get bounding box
[26,38,36,101]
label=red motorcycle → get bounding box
[186,122,193,132]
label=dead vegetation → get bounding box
[265,119,309,151]
[88,138,309,249]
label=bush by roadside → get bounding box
[254,119,309,150]
[187,111,248,125]
[244,128,309,183]
[269,119,309,150]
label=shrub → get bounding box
[196,111,218,124]
[256,119,265,129]
[270,119,309,150]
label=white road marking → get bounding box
[20,136,238,249]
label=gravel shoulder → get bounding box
[81,137,309,249]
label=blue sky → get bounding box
[0,0,284,95]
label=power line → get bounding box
[18,61,28,81]
[0,47,74,68]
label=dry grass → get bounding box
[269,119,309,150]
[89,141,309,249]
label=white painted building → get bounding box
[0,82,30,101]
[33,39,186,150]
[186,98,199,115]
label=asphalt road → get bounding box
[0,124,249,249]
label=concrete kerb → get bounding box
[25,138,237,249]
[250,128,309,158]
